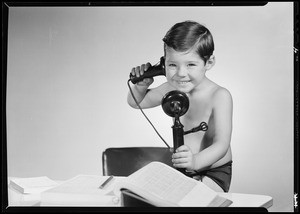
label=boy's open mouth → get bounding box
[176,80,191,85]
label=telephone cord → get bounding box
[127,80,171,149]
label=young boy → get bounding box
[127,21,233,192]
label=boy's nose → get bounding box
[177,67,188,77]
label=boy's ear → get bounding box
[205,55,215,70]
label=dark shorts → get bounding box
[186,161,233,192]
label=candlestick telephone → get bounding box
[127,56,208,151]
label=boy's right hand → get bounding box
[131,63,154,86]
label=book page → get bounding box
[125,162,198,204]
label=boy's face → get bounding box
[165,47,211,94]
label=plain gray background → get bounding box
[6,3,294,211]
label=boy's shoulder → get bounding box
[203,80,232,99]
[211,86,233,106]
[213,86,232,97]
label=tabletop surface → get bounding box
[6,176,273,209]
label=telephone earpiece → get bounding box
[129,56,166,84]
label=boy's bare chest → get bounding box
[181,98,213,130]
[180,96,215,152]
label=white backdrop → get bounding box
[6,3,294,211]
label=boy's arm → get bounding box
[193,87,233,171]
[127,82,172,109]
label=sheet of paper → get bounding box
[9,176,58,194]
[48,175,115,195]
[40,175,123,206]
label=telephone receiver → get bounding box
[129,56,166,84]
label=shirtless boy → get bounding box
[127,21,233,192]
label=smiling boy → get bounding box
[127,21,233,192]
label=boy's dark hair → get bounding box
[162,20,214,63]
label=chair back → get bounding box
[102,147,173,176]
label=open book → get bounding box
[113,161,232,207]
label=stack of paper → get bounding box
[40,175,121,206]
[9,176,58,194]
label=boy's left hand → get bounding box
[172,145,195,171]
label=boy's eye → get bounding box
[187,63,196,67]
[168,64,176,67]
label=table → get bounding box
[6,176,273,209]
